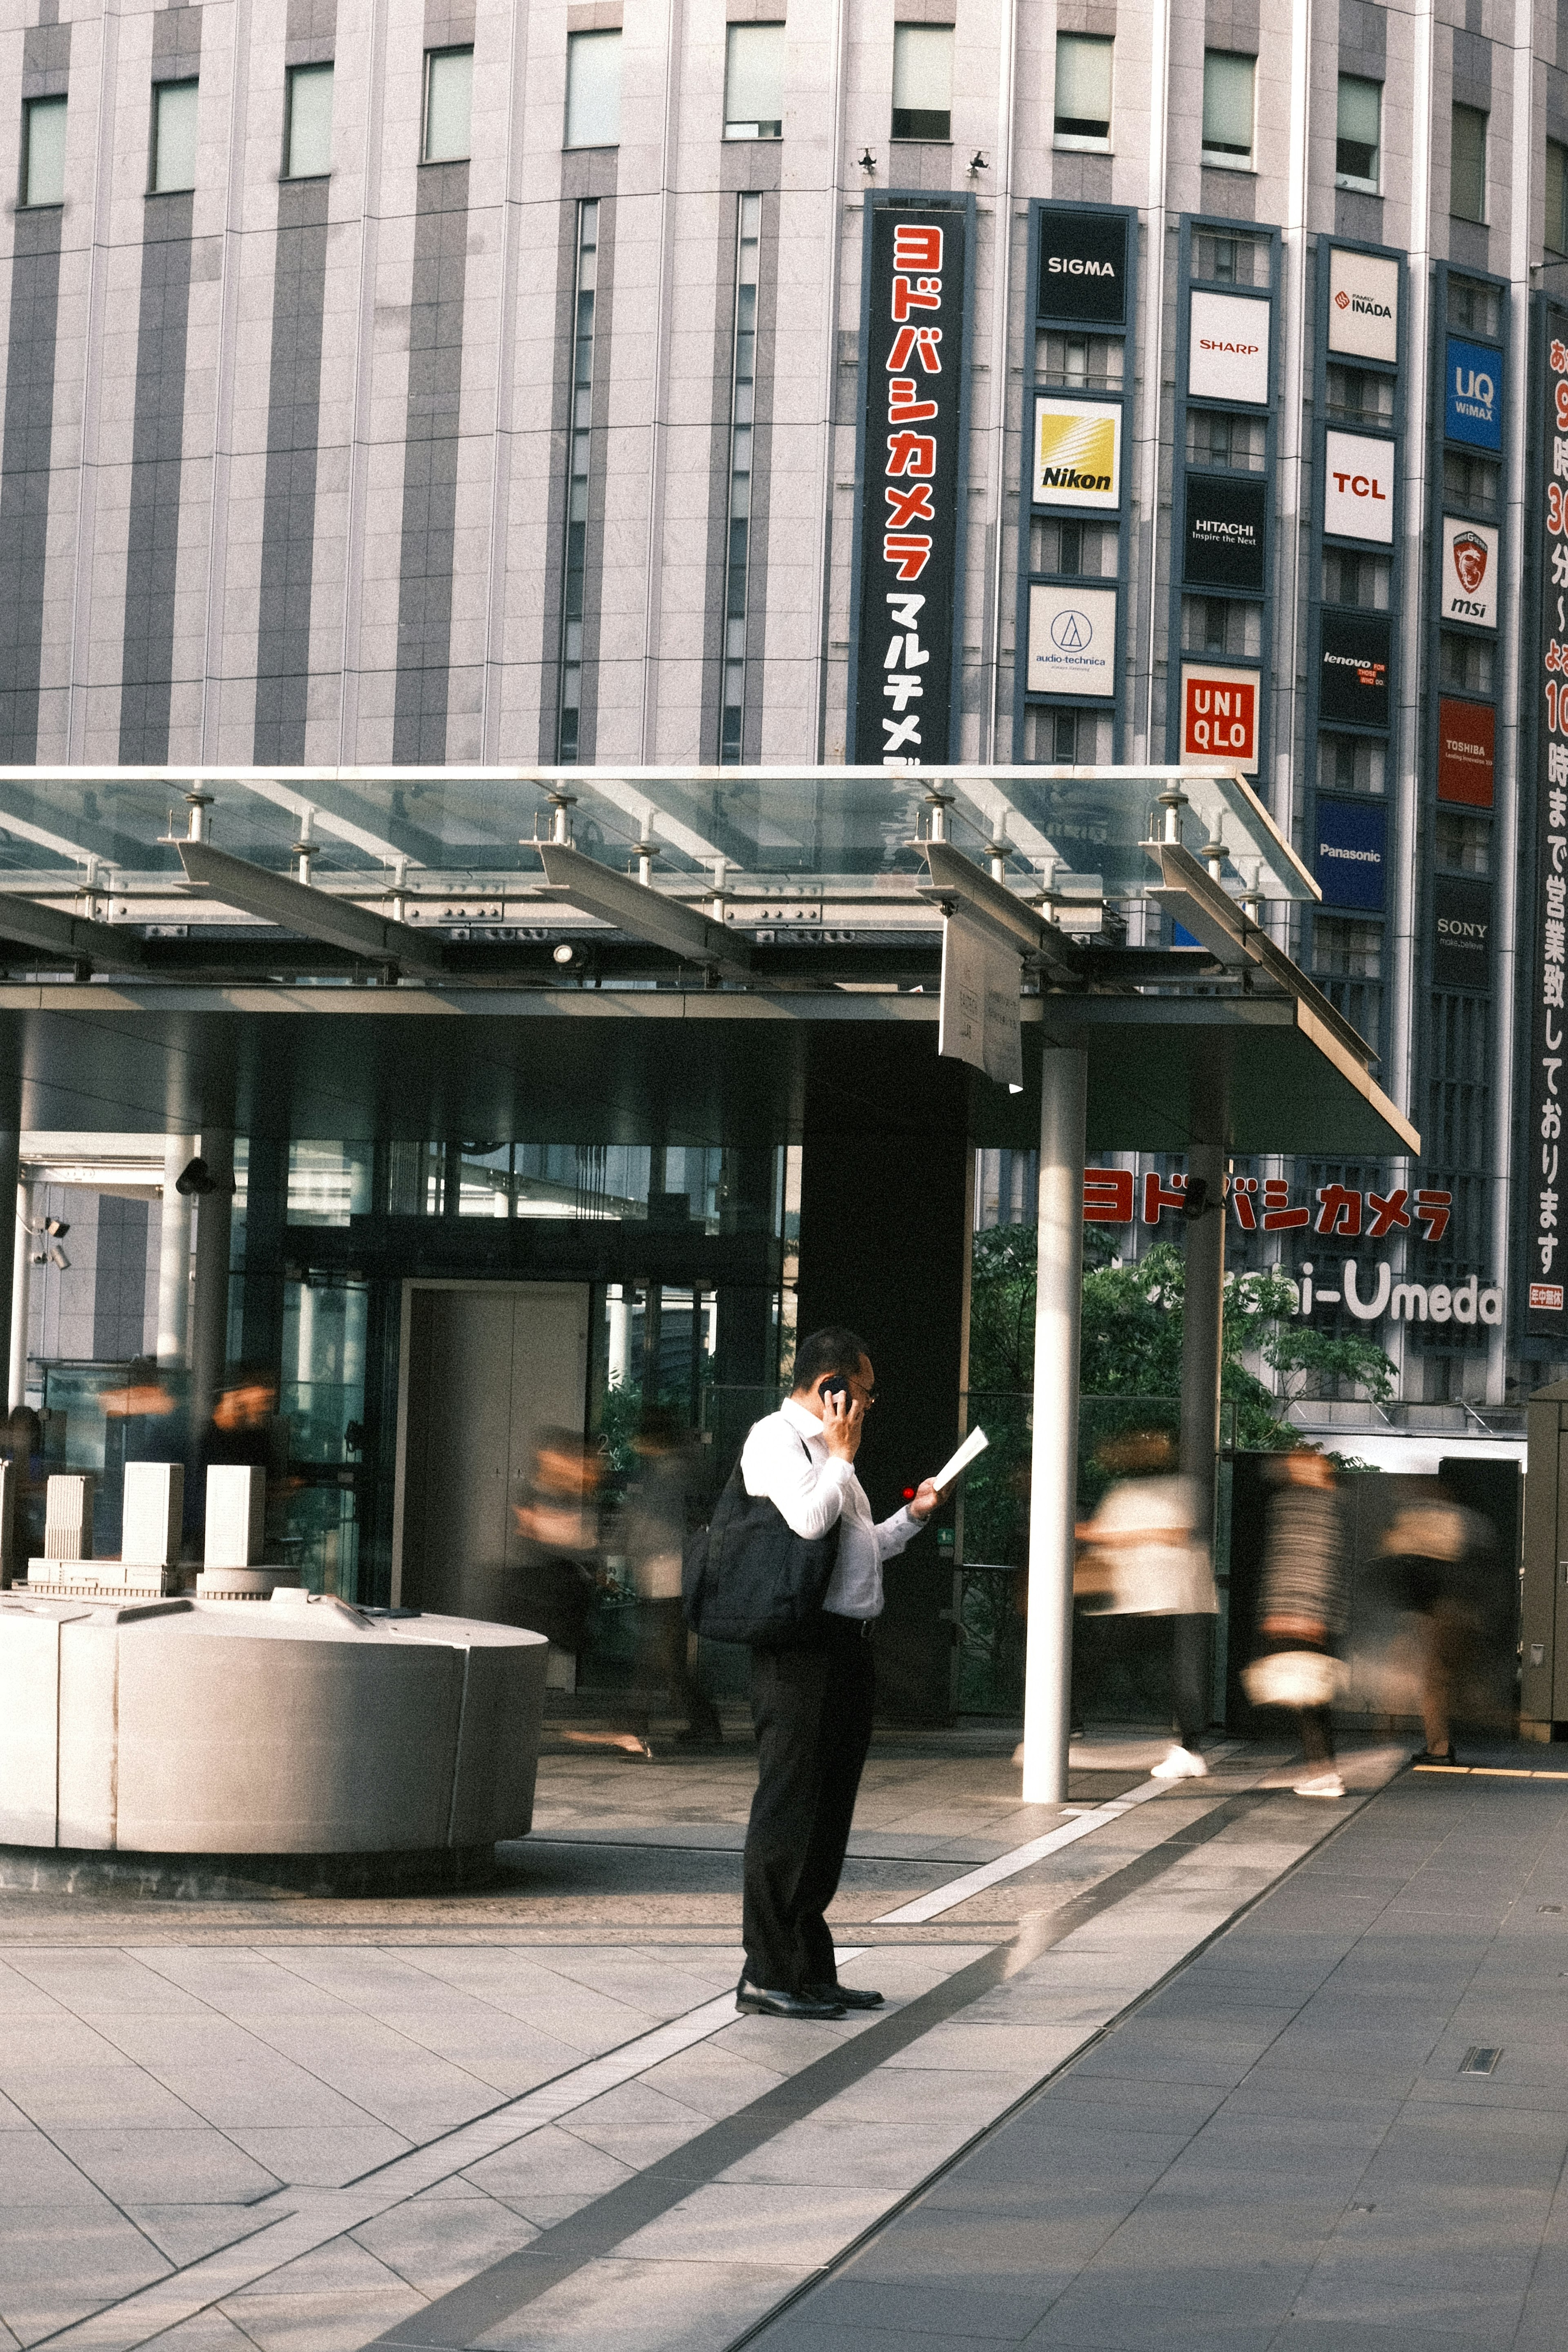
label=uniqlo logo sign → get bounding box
[1324,430,1395,544]
[853,205,968,765]
[1179,665,1258,773]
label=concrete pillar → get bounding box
[156,1136,197,1365]
[189,1131,235,1437]
[1021,1044,1087,1806]
[1180,1140,1227,1558]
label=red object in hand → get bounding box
[902,1487,916,1501]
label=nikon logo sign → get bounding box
[1032,398,1122,511]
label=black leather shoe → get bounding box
[803,1982,884,2009]
[735,1980,846,2020]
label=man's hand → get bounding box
[821,1388,864,1462]
[907,1477,941,1521]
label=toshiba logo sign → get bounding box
[1323,429,1395,545]
[1187,291,1271,406]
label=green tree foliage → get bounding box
[969,1224,1395,1451]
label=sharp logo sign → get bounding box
[1188,291,1271,404]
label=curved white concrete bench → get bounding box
[0,1588,547,1858]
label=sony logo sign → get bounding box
[1437,916,1489,942]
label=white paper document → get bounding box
[932,1426,989,1494]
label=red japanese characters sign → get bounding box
[1528,313,1568,1329]
[1080,1169,1452,1241]
[853,203,969,765]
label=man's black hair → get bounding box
[792,1326,870,1393]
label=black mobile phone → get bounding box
[818,1376,851,1403]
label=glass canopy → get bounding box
[0,765,1318,909]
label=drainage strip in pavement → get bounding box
[368,1779,1376,2352]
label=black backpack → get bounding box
[682,1439,842,1649]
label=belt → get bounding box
[824,1613,875,1642]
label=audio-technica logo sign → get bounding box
[1029,584,1116,697]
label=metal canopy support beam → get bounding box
[176,841,448,975]
[1147,841,1374,1070]
[535,842,752,978]
[917,840,1080,987]
[0,892,147,971]
[1021,1040,1086,1807]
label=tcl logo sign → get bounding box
[1323,430,1394,546]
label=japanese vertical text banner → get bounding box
[853,201,969,765]
[1528,305,1568,1332]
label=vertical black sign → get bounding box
[1527,306,1568,1330]
[853,203,967,765]
[1037,209,1127,326]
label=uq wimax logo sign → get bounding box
[1446,335,1503,450]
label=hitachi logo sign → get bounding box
[1040,466,1112,490]
[1047,256,1117,277]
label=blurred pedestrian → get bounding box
[1380,1487,1488,1767]
[513,1428,648,1756]
[1075,1428,1217,1779]
[1247,1448,1348,1799]
[621,1407,722,1749]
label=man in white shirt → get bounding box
[736,1325,939,2020]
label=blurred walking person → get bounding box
[621,1408,722,1749]
[1379,1488,1488,1767]
[1076,1428,1217,1779]
[1247,1448,1348,1799]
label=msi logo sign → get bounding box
[1452,531,1488,594]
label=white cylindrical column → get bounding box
[1021,1044,1087,1806]
[608,1285,632,1386]
[1180,1140,1227,1559]
[157,1136,196,1365]
[8,1179,31,1412]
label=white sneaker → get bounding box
[1150,1746,1209,1780]
[1294,1770,1346,1799]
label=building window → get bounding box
[1185,410,1267,472]
[557,200,599,763]
[1550,139,1568,258]
[1180,596,1262,658]
[566,30,621,148]
[1318,734,1386,795]
[21,93,66,207]
[1054,34,1112,147]
[284,61,334,179]
[1435,811,1490,875]
[1321,549,1391,610]
[1325,364,1395,426]
[1441,450,1499,520]
[1451,103,1487,223]
[423,47,472,162]
[720,195,763,764]
[1023,705,1114,764]
[1439,630,1494,695]
[1201,51,1255,169]
[891,24,952,142]
[1029,517,1119,577]
[151,79,198,194]
[1034,331,1124,390]
[724,24,784,139]
[1336,74,1381,191]
[1192,226,1269,285]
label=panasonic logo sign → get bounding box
[1047,257,1116,277]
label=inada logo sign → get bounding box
[1179,664,1258,773]
[1033,398,1121,509]
[1440,516,1499,628]
[1036,209,1127,326]
[1188,291,1271,406]
[1028,584,1116,697]
[1323,430,1394,544]
[1327,248,1399,362]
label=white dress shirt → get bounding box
[739,1396,924,1619]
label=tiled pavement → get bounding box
[0,1732,1423,2352]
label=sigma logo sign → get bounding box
[1188,291,1271,406]
[1327,247,1399,362]
[1028,584,1116,697]
[1036,208,1128,327]
[1323,430,1394,544]
[1032,398,1121,510]
[1179,664,1258,773]
[1440,516,1499,628]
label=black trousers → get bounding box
[1171,1613,1212,1749]
[742,1619,874,1992]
